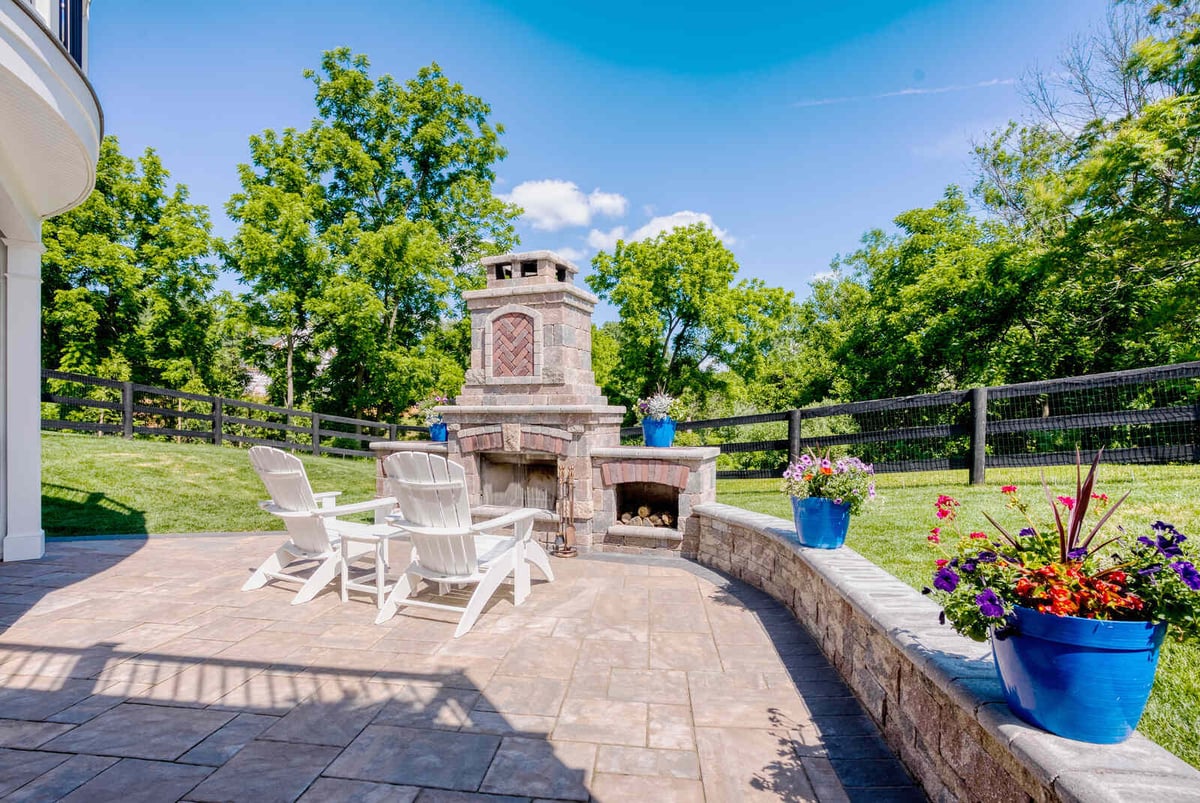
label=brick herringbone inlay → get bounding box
[492,313,535,377]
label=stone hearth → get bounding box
[372,250,717,556]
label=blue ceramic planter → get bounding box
[429,422,448,442]
[790,496,851,549]
[991,605,1166,743]
[642,417,676,447]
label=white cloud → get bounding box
[631,211,732,243]
[795,78,1015,109]
[585,211,732,251]
[503,180,627,231]
[588,189,627,217]
[554,246,585,263]
[587,226,625,251]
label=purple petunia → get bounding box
[1018,527,1036,538]
[975,589,1004,618]
[1067,547,1088,561]
[933,566,960,593]
[1170,561,1200,591]
[977,551,998,564]
[1143,525,1187,558]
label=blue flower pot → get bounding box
[429,422,448,442]
[642,417,676,447]
[991,605,1166,743]
[791,496,851,549]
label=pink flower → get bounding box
[936,508,950,519]
[928,527,941,544]
[1001,485,1017,494]
[1057,496,1076,511]
[969,531,986,540]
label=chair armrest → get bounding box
[313,497,398,517]
[385,516,473,537]
[313,491,343,510]
[471,507,540,533]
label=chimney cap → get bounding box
[480,250,580,275]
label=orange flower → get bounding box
[820,466,833,475]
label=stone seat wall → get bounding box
[693,502,1200,803]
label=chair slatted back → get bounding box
[249,446,331,554]
[383,452,477,577]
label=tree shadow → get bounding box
[0,534,147,636]
[0,536,590,801]
[0,640,591,801]
[42,483,147,536]
[697,564,929,802]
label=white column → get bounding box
[1,236,44,561]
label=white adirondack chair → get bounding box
[244,446,402,606]
[375,451,554,637]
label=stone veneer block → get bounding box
[692,502,1200,803]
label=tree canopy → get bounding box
[223,49,519,417]
[587,223,795,410]
[42,136,242,396]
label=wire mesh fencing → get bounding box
[621,362,1200,481]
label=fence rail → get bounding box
[40,369,429,458]
[42,361,1200,479]
[621,362,1200,482]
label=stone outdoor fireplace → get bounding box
[371,250,718,556]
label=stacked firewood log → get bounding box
[619,505,675,528]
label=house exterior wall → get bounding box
[0,0,101,560]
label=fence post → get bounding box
[212,398,223,446]
[787,409,802,463]
[388,423,397,442]
[121,382,134,439]
[969,387,988,485]
[311,412,321,456]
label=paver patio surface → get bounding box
[0,535,923,801]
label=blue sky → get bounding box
[89,1,1109,309]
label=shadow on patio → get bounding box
[0,536,925,801]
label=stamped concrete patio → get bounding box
[0,535,922,802]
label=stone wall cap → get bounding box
[368,441,451,453]
[593,446,720,461]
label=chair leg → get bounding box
[525,539,555,582]
[455,555,515,638]
[292,555,340,605]
[375,566,418,625]
[242,546,291,591]
[513,539,530,607]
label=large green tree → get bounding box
[225,50,518,416]
[588,223,794,412]
[42,136,240,395]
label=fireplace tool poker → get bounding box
[553,464,578,558]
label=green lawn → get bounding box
[38,433,1200,766]
[718,464,1200,769]
[42,431,378,536]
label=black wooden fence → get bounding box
[620,362,1200,482]
[40,369,428,458]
